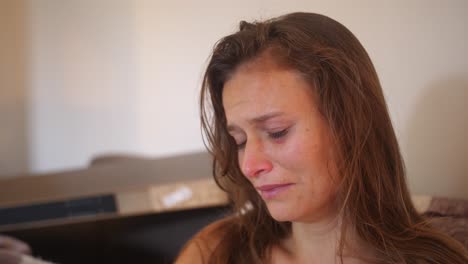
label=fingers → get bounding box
[0,235,32,255]
[0,248,22,264]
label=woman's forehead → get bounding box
[222,65,317,122]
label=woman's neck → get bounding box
[288,214,342,262]
[278,215,376,263]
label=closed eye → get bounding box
[236,141,246,150]
[229,134,246,150]
[269,128,289,139]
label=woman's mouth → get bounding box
[256,183,295,199]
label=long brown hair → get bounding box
[200,12,467,263]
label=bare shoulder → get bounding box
[174,216,234,264]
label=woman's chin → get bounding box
[267,204,299,222]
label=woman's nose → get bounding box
[240,139,273,179]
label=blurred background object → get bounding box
[0,152,229,263]
[0,0,466,198]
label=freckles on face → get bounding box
[222,59,339,223]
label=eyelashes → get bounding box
[234,128,290,150]
[268,128,289,139]
[237,141,246,149]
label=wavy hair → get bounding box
[200,12,467,263]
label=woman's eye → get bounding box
[269,128,289,139]
[228,133,246,150]
[236,141,246,150]
[231,136,246,150]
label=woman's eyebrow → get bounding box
[227,111,286,132]
[250,111,285,124]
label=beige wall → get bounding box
[28,0,140,172]
[0,0,29,176]
[0,0,466,198]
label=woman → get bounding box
[176,12,467,263]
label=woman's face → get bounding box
[222,58,339,223]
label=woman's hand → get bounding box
[0,235,31,264]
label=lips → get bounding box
[256,183,294,199]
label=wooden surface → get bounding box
[0,152,220,207]
[0,152,229,231]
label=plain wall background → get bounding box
[0,0,466,198]
[0,0,29,176]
